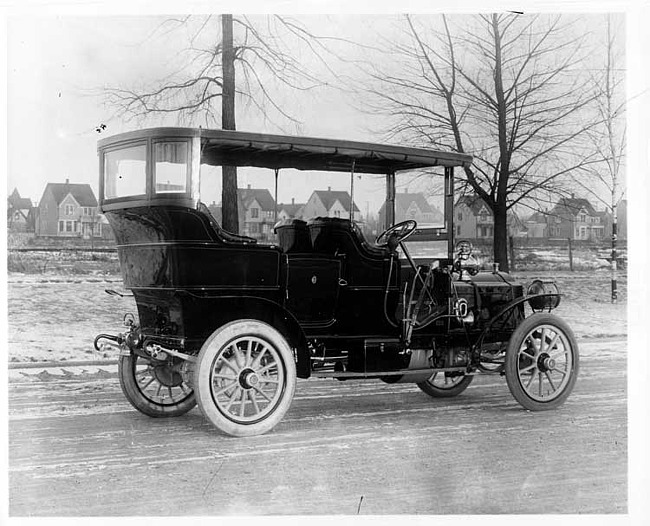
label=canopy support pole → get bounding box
[274,168,279,224]
[386,171,396,229]
[349,160,356,221]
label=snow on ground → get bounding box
[6,268,627,364]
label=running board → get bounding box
[312,366,470,380]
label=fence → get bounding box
[465,237,627,272]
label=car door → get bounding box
[284,256,341,326]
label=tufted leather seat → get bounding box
[274,218,312,253]
[307,217,388,259]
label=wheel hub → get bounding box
[537,352,555,373]
[239,368,260,389]
[152,365,184,387]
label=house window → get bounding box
[65,221,74,233]
[458,212,463,221]
[58,221,65,232]
[479,212,488,222]
[456,225,461,236]
[334,210,341,218]
[251,208,259,219]
[65,204,74,216]
[83,207,92,216]
[579,213,587,223]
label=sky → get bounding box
[4,7,643,206]
[5,14,392,207]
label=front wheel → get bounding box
[194,320,297,437]
[505,313,579,411]
[118,354,196,417]
[417,372,473,398]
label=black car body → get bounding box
[95,127,578,436]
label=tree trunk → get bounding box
[221,14,239,234]
[493,204,509,272]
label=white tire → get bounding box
[194,319,297,437]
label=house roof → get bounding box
[455,195,489,215]
[378,191,440,218]
[395,192,435,214]
[313,189,360,213]
[526,211,549,223]
[238,187,276,211]
[43,182,98,207]
[278,203,304,217]
[8,189,33,210]
[551,197,597,218]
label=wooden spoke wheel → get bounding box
[505,313,579,411]
[194,320,297,437]
[118,354,196,418]
[417,371,474,398]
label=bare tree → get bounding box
[105,15,337,233]
[359,13,600,271]
[574,15,625,302]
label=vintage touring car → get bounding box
[95,127,579,437]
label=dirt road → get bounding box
[8,338,626,516]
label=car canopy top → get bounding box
[98,127,473,174]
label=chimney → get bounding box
[247,184,251,190]
[291,197,295,205]
[328,186,331,191]
[65,178,69,184]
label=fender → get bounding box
[473,293,562,351]
[180,292,311,378]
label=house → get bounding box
[455,195,494,239]
[238,185,277,240]
[547,196,606,241]
[7,188,35,233]
[524,211,549,238]
[301,187,360,220]
[208,185,277,241]
[277,198,305,222]
[455,195,526,239]
[35,179,105,239]
[377,190,443,229]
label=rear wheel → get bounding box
[417,372,473,398]
[118,354,196,417]
[505,313,579,411]
[194,320,297,437]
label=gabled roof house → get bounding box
[35,179,103,238]
[301,187,360,220]
[7,188,35,232]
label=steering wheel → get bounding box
[376,220,417,248]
